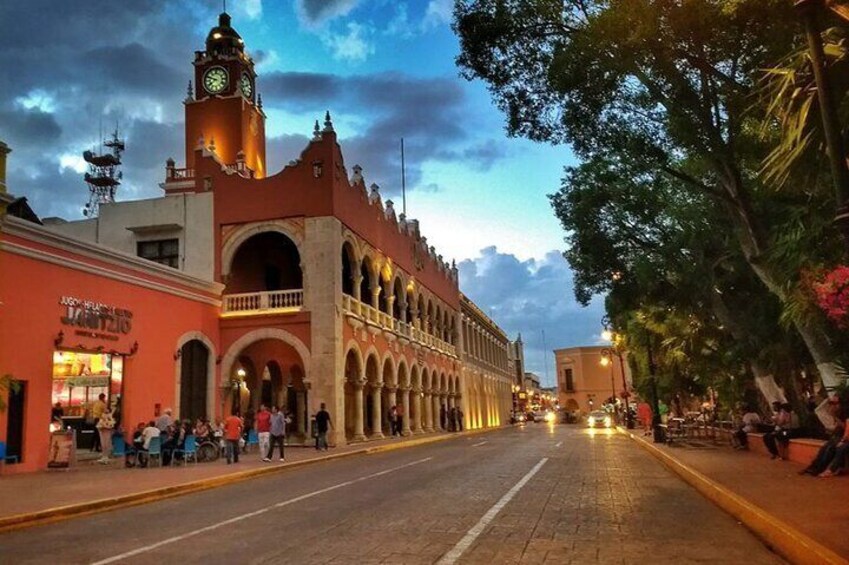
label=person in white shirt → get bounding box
[139,420,161,467]
[155,408,173,432]
[733,407,761,450]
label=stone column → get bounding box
[370,384,384,439]
[353,273,363,302]
[412,389,422,433]
[424,391,433,432]
[401,387,412,435]
[371,285,381,310]
[296,391,307,435]
[353,382,367,441]
[433,393,442,431]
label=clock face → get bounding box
[203,67,228,94]
[239,72,253,98]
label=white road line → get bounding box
[555,441,563,448]
[436,457,548,565]
[90,457,433,565]
[471,441,488,447]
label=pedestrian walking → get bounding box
[449,407,457,432]
[95,408,116,464]
[439,404,446,431]
[314,403,332,451]
[458,408,464,431]
[224,412,242,464]
[396,404,404,435]
[89,393,107,452]
[267,406,287,461]
[242,407,255,453]
[388,405,400,436]
[256,404,272,461]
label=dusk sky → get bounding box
[0,0,606,385]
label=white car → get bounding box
[587,411,613,428]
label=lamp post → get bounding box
[601,329,633,428]
[599,349,618,422]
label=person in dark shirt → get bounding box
[314,403,332,451]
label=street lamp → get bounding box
[601,328,633,428]
[599,348,618,422]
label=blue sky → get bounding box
[0,0,606,385]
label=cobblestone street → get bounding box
[0,425,782,564]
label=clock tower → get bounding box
[184,12,266,178]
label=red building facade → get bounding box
[0,12,513,474]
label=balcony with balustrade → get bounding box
[221,289,304,317]
[341,294,456,357]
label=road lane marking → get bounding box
[90,457,433,565]
[555,441,563,448]
[471,441,488,447]
[436,457,548,565]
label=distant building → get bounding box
[553,345,631,414]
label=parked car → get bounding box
[587,410,613,428]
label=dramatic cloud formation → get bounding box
[295,0,360,28]
[459,247,605,386]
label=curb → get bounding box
[0,426,495,534]
[618,427,849,565]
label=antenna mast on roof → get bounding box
[82,127,125,217]
[401,137,407,216]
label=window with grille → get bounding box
[137,239,179,268]
[564,368,575,392]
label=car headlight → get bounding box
[604,417,612,427]
[588,416,595,426]
[545,412,555,423]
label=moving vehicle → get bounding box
[587,410,613,429]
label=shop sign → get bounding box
[48,429,76,469]
[60,296,133,340]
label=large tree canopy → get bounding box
[455,0,847,395]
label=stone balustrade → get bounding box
[222,289,304,316]
[342,294,456,357]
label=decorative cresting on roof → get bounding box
[368,183,381,205]
[312,120,322,141]
[350,164,363,185]
[385,199,396,221]
[323,110,334,133]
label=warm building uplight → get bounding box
[236,367,246,378]
[600,356,610,367]
[213,32,222,39]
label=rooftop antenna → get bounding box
[82,125,125,218]
[401,138,407,216]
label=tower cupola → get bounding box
[205,12,245,54]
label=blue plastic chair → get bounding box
[145,436,163,467]
[0,441,18,464]
[111,435,129,457]
[247,429,259,451]
[173,435,197,465]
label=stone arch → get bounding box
[381,352,397,387]
[221,220,304,279]
[397,358,410,388]
[343,341,365,383]
[341,239,358,297]
[220,328,310,389]
[360,254,376,306]
[392,276,405,320]
[174,331,217,421]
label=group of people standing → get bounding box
[438,404,464,432]
[223,404,291,464]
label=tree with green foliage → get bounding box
[455,0,846,392]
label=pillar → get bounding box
[401,387,411,435]
[353,382,366,441]
[370,385,383,439]
[413,389,422,433]
[433,392,442,431]
[424,391,434,432]
[353,273,363,303]
[296,391,307,435]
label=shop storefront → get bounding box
[0,216,222,474]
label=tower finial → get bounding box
[323,110,334,132]
[313,120,322,141]
[186,80,193,100]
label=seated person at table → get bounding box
[733,406,761,450]
[161,421,181,465]
[137,420,161,468]
[194,418,211,441]
[125,422,146,468]
[801,398,845,476]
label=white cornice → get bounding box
[1,215,223,296]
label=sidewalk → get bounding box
[0,429,482,531]
[622,429,849,564]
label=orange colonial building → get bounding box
[0,12,514,473]
[553,345,631,415]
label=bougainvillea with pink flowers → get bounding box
[812,265,849,327]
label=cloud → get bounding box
[322,21,374,63]
[239,0,263,20]
[295,0,360,28]
[259,71,508,197]
[459,247,606,386]
[423,0,453,29]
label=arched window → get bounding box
[360,257,373,306]
[342,242,357,297]
[225,232,302,294]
